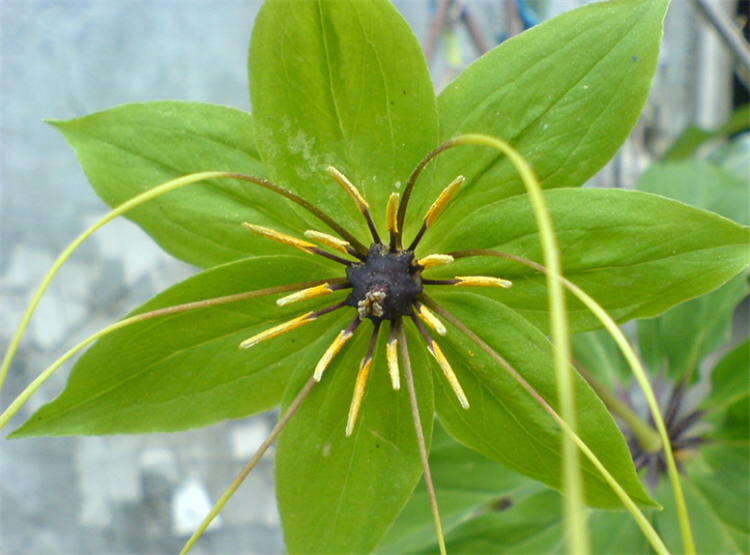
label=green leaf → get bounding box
[437,489,565,554]
[11,255,341,437]
[412,0,669,241]
[637,161,749,226]
[428,289,654,510]
[636,160,749,379]
[425,188,750,333]
[703,338,750,412]
[655,476,747,554]
[684,444,750,553]
[249,0,439,241]
[377,423,536,554]
[49,101,306,269]
[662,104,750,161]
[276,324,434,554]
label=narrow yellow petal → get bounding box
[386,338,400,390]
[241,223,316,254]
[424,175,464,227]
[346,357,373,436]
[418,304,447,337]
[454,276,513,289]
[386,192,400,234]
[428,341,470,409]
[276,284,333,307]
[304,230,351,254]
[314,329,354,381]
[418,254,455,270]
[240,312,315,349]
[326,166,369,214]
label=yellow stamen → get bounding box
[346,357,373,436]
[424,175,464,227]
[386,192,400,234]
[314,329,354,381]
[418,304,447,337]
[304,230,351,255]
[455,276,513,289]
[326,166,369,214]
[386,338,400,390]
[276,284,333,307]
[241,223,316,254]
[428,341,470,409]
[240,312,315,349]
[418,254,455,270]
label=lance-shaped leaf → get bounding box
[406,0,669,240]
[49,101,306,269]
[249,0,439,240]
[636,160,750,380]
[424,188,750,333]
[276,325,434,554]
[11,255,342,437]
[428,289,654,510]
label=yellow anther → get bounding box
[346,357,373,436]
[304,230,351,254]
[418,254,455,270]
[326,166,369,214]
[455,276,513,289]
[314,329,354,381]
[240,312,315,349]
[386,192,400,234]
[386,338,400,390]
[242,223,316,254]
[417,304,447,337]
[428,341,470,409]
[424,175,464,227]
[276,284,333,307]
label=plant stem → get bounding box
[179,376,317,555]
[577,366,662,454]
[451,133,589,555]
[396,319,447,555]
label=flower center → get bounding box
[345,243,423,322]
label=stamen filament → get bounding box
[241,223,316,253]
[411,315,469,409]
[386,192,400,234]
[346,323,381,436]
[304,230,362,259]
[327,166,369,214]
[423,276,512,288]
[240,312,315,349]
[424,175,465,228]
[326,166,381,244]
[313,317,361,381]
[455,276,513,288]
[387,324,400,390]
[416,302,447,336]
[418,254,454,270]
[428,341,470,409]
[277,284,335,307]
[387,192,400,252]
[346,357,373,437]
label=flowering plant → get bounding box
[2,0,748,553]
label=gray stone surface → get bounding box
[1,1,735,554]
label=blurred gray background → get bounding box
[1,1,742,553]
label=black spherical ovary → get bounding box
[345,243,423,322]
